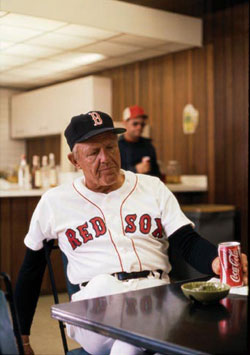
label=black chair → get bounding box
[0,272,24,355]
[43,240,90,355]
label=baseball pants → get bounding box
[66,272,169,355]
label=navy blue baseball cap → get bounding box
[64,111,126,151]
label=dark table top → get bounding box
[51,281,248,355]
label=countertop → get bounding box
[0,175,207,198]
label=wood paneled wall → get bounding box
[99,47,215,178]
[96,2,248,251]
[26,134,61,167]
[0,197,66,293]
[97,48,216,205]
[205,2,249,251]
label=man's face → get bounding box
[72,132,121,192]
[124,117,146,140]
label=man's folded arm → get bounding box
[168,224,218,275]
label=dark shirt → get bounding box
[118,135,161,177]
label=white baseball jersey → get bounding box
[24,170,192,285]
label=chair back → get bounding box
[43,240,89,355]
[60,252,80,297]
[0,272,24,355]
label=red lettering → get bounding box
[90,298,107,314]
[126,297,137,315]
[77,222,93,244]
[139,214,151,234]
[90,217,106,237]
[152,218,163,238]
[65,229,82,250]
[125,214,137,233]
[140,295,152,314]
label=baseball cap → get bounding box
[123,105,148,121]
[64,111,126,151]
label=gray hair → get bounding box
[72,144,79,161]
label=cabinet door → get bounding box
[11,94,32,138]
[11,89,62,138]
[11,76,112,138]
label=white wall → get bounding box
[0,88,25,172]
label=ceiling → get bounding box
[0,0,202,90]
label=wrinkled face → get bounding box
[124,117,146,140]
[69,132,122,193]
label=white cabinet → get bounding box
[11,76,112,138]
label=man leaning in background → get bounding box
[118,105,161,178]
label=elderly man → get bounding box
[15,111,248,355]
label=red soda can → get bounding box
[218,241,243,287]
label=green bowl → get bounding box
[181,281,230,304]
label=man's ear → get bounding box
[68,152,79,168]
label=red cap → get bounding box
[123,105,148,121]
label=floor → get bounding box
[30,292,79,355]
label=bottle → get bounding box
[41,155,50,189]
[49,153,58,187]
[18,154,26,188]
[18,154,31,190]
[24,164,31,190]
[166,160,181,184]
[31,155,42,189]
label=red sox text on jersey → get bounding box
[65,214,163,250]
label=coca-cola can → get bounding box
[218,242,243,287]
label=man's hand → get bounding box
[136,157,151,174]
[212,253,248,285]
[22,335,34,355]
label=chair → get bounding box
[43,240,90,355]
[0,272,24,355]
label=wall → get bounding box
[96,46,215,195]
[26,135,61,167]
[97,46,214,195]
[0,89,25,172]
[205,2,249,251]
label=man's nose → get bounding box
[99,148,109,162]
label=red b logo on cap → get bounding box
[89,112,103,126]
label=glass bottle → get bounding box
[18,154,26,188]
[41,155,50,189]
[31,155,42,189]
[18,154,30,189]
[166,160,181,184]
[49,153,58,187]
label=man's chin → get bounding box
[99,171,118,183]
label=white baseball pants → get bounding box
[66,273,169,355]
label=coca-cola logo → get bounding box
[228,249,241,282]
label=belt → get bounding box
[81,269,163,287]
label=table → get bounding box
[51,281,247,355]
